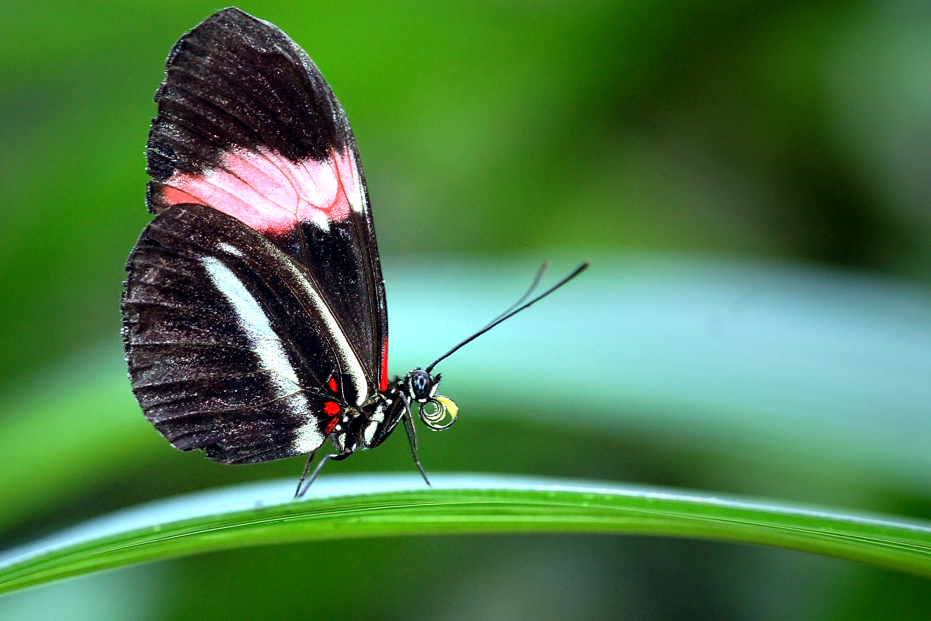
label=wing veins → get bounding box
[153,388,306,420]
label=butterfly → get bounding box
[121,8,587,497]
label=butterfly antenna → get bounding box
[480,261,549,330]
[425,262,589,373]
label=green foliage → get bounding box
[4,475,931,596]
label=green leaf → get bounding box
[3,474,931,595]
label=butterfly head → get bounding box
[404,369,458,431]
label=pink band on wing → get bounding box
[161,186,207,206]
[159,148,359,235]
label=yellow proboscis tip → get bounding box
[434,396,459,420]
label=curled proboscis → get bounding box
[418,395,459,431]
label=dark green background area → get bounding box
[2,0,931,618]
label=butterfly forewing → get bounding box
[146,7,386,384]
[123,8,388,463]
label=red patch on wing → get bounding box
[328,377,338,392]
[159,147,359,234]
[323,400,341,435]
[380,337,389,393]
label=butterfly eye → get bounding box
[408,369,433,401]
[419,396,458,431]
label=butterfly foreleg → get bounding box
[294,451,351,498]
[399,392,431,486]
[293,450,317,498]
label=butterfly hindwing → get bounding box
[123,203,367,463]
[144,7,388,390]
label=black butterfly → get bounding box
[121,8,586,497]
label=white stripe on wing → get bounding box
[201,256,326,453]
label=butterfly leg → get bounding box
[293,450,317,498]
[295,452,350,498]
[400,392,431,487]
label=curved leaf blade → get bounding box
[2,474,931,595]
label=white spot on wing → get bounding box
[293,421,324,454]
[349,157,367,214]
[217,242,243,257]
[310,210,330,232]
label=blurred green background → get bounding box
[3,0,931,618]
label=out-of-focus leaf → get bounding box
[0,348,159,531]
